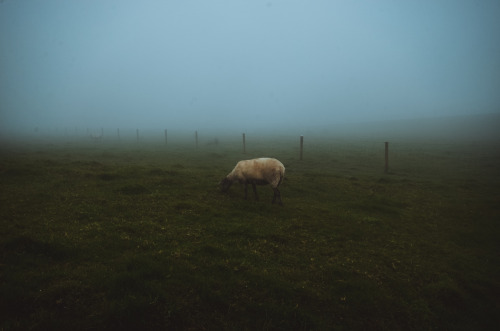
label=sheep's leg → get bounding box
[252,183,259,200]
[272,188,283,206]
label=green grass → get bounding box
[1,136,499,330]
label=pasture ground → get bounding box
[1,134,499,330]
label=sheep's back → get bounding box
[248,158,284,186]
[230,158,284,186]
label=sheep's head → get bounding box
[220,177,232,192]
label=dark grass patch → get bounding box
[117,184,150,195]
[1,236,73,261]
[1,166,41,177]
[148,168,180,177]
[97,173,117,181]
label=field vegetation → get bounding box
[1,133,499,330]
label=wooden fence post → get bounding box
[300,135,304,160]
[242,133,246,154]
[195,130,198,148]
[384,141,389,173]
[164,129,167,145]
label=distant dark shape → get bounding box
[205,138,219,146]
[220,157,285,205]
[90,133,102,143]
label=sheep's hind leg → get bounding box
[252,183,259,200]
[272,188,283,206]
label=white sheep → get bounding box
[220,157,285,205]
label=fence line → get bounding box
[18,127,500,176]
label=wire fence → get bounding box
[4,128,500,180]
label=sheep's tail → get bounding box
[277,168,285,187]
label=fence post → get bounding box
[242,133,246,154]
[300,135,304,160]
[384,141,389,173]
[195,130,198,148]
[136,129,139,143]
[164,129,167,145]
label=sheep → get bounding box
[220,157,285,205]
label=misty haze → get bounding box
[1,0,499,137]
[1,1,499,330]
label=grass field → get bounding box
[1,134,499,330]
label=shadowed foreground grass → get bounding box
[1,137,499,330]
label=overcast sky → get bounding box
[1,0,499,133]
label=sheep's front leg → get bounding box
[272,188,283,206]
[252,183,259,200]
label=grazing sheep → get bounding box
[220,157,285,205]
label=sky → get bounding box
[1,0,499,134]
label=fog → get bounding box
[1,0,499,138]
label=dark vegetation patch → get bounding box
[1,236,75,262]
[2,166,40,177]
[174,202,192,210]
[97,173,117,181]
[0,139,499,330]
[71,160,104,168]
[148,168,172,176]
[117,184,150,195]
